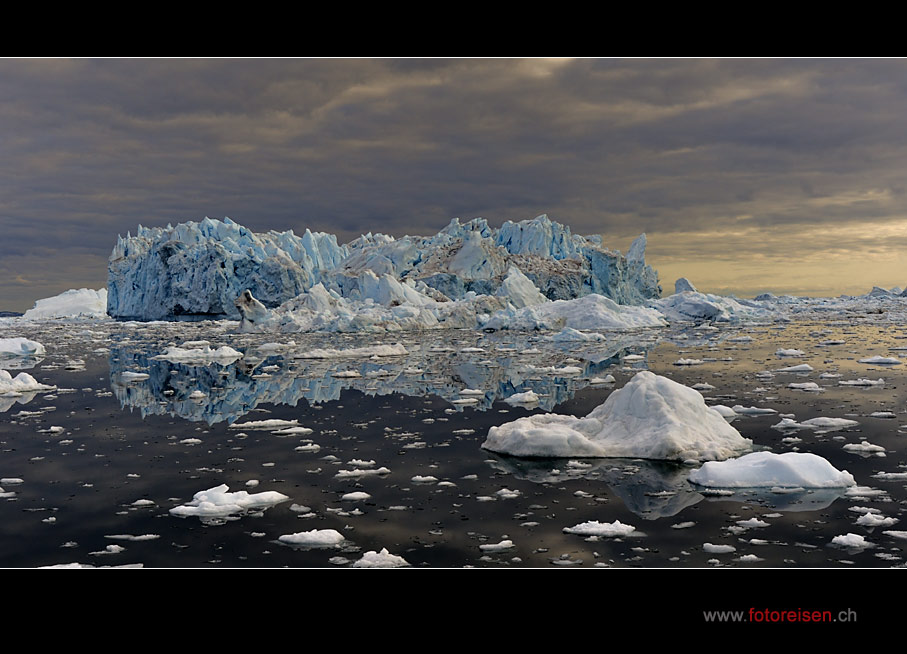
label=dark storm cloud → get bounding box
[2,57,907,310]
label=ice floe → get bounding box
[688,452,856,488]
[482,371,752,461]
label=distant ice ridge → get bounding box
[482,371,752,461]
[22,288,109,319]
[107,214,660,320]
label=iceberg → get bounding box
[481,371,752,461]
[689,452,855,488]
[0,338,45,359]
[108,214,661,321]
[22,288,109,319]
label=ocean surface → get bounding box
[1,316,905,568]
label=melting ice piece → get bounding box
[153,345,244,363]
[858,356,901,365]
[0,338,46,359]
[0,371,56,395]
[351,548,410,568]
[169,484,289,519]
[504,390,540,405]
[563,520,636,537]
[688,451,856,488]
[278,529,346,548]
[772,417,859,432]
[482,371,752,461]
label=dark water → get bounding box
[1,317,905,568]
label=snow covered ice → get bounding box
[688,452,856,488]
[482,371,752,461]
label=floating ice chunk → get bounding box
[839,378,884,386]
[856,513,898,527]
[351,548,410,568]
[883,531,907,540]
[278,529,346,548]
[843,441,886,456]
[703,543,736,554]
[334,467,391,478]
[104,534,161,541]
[89,545,126,556]
[831,533,873,549]
[563,520,636,537]
[272,426,314,436]
[483,371,752,461]
[872,471,907,481]
[689,452,856,488]
[0,370,56,395]
[773,417,859,431]
[550,328,606,342]
[22,288,108,319]
[869,411,896,419]
[787,382,822,392]
[119,371,149,382]
[504,390,540,405]
[673,358,703,366]
[858,356,901,365]
[692,383,716,391]
[169,484,289,518]
[775,364,814,373]
[153,345,243,363]
[776,349,805,357]
[589,375,616,384]
[341,492,371,501]
[228,419,299,430]
[736,518,770,528]
[731,405,777,415]
[0,338,46,359]
[709,405,738,423]
[479,540,516,552]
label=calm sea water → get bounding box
[1,317,905,568]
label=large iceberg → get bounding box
[481,370,753,461]
[107,214,661,321]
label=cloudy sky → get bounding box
[3,58,907,311]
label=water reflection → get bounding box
[485,454,703,519]
[107,331,661,424]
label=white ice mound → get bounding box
[482,293,668,331]
[169,484,290,518]
[689,451,856,488]
[0,370,56,395]
[22,288,108,319]
[278,529,346,548]
[482,370,752,461]
[351,548,411,568]
[0,338,46,359]
[653,290,770,323]
[153,345,244,363]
